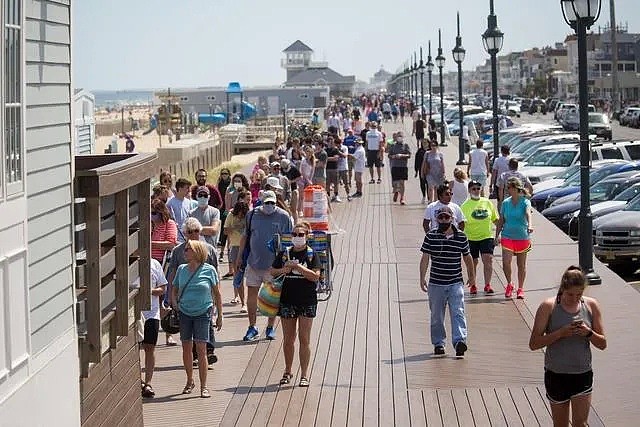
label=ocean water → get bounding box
[93,89,155,108]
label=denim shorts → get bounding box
[179,307,212,343]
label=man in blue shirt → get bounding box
[236,191,293,341]
[367,109,379,124]
[343,129,358,186]
[166,178,193,242]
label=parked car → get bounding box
[629,110,640,129]
[593,194,640,275]
[561,110,580,131]
[530,161,633,211]
[588,112,613,140]
[529,99,547,114]
[542,171,640,233]
[521,140,640,184]
[568,182,640,239]
[619,107,640,126]
[555,103,576,121]
[532,163,581,194]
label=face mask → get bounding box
[437,222,452,233]
[151,213,161,222]
[291,236,306,247]
[397,137,403,143]
[262,204,276,215]
[470,193,480,200]
[197,196,209,207]
[233,181,243,189]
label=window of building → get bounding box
[625,63,635,72]
[3,0,23,196]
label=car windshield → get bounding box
[565,166,619,187]
[526,150,559,166]
[589,113,609,124]
[590,181,620,202]
[556,164,581,180]
[546,150,578,167]
[614,183,640,201]
[623,193,640,211]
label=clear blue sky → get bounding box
[73,0,638,91]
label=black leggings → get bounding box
[419,176,426,197]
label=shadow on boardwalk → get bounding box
[143,120,640,426]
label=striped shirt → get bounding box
[420,229,470,285]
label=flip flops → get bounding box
[279,373,293,385]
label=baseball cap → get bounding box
[435,206,454,223]
[262,190,277,204]
[270,161,281,168]
[196,186,210,196]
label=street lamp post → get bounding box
[436,29,447,146]
[426,41,434,121]
[419,47,425,118]
[561,0,602,285]
[413,52,419,108]
[453,12,467,165]
[482,0,504,161]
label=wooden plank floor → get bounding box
[143,120,605,426]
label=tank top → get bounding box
[451,179,469,206]
[469,149,488,175]
[545,299,593,374]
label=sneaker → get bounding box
[347,195,353,201]
[505,283,514,299]
[330,196,337,202]
[484,284,495,294]
[207,354,218,365]
[334,196,342,203]
[265,326,276,340]
[455,342,468,359]
[369,179,375,184]
[469,285,478,295]
[354,192,363,198]
[516,288,525,299]
[393,192,399,202]
[434,345,446,356]
[400,199,406,205]
[377,179,382,184]
[240,305,248,313]
[243,326,259,342]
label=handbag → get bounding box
[160,264,202,334]
[257,274,285,317]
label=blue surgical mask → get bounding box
[262,204,276,215]
[197,196,209,207]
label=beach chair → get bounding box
[274,231,333,302]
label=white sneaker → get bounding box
[240,305,248,313]
[334,196,342,203]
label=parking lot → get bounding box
[507,112,640,287]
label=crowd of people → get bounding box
[138,96,607,425]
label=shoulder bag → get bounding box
[160,264,202,334]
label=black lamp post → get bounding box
[561,0,602,285]
[453,12,467,165]
[482,0,504,160]
[426,41,434,120]
[414,52,420,108]
[419,47,425,118]
[408,60,414,105]
[436,29,446,146]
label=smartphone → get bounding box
[572,316,583,326]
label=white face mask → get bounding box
[233,181,243,189]
[291,236,306,247]
[397,137,403,143]
[197,196,209,207]
[262,204,276,215]
[470,193,480,200]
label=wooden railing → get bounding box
[74,152,157,377]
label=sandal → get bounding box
[222,272,234,280]
[182,381,195,394]
[141,383,155,398]
[299,377,310,387]
[279,373,293,385]
[229,297,240,304]
[200,387,211,398]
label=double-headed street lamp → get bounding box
[482,0,504,160]
[419,47,425,118]
[452,12,467,165]
[436,29,446,146]
[561,0,602,285]
[426,41,435,120]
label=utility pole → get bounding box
[609,0,619,112]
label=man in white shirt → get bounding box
[365,122,384,184]
[491,145,511,201]
[461,122,470,153]
[467,139,490,196]
[137,258,168,397]
[350,139,366,197]
[423,184,466,233]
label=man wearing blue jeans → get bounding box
[419,205,476,358]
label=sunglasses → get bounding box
[161,180,172,185]
[470,187,481,191]
[293,232,306,237]
[264,201,276,205]
[437,215,452,221]
[186,229,199,234]
[197,193,209,198]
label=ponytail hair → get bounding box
[556,265,587,303]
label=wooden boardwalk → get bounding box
[142,120,624,426]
